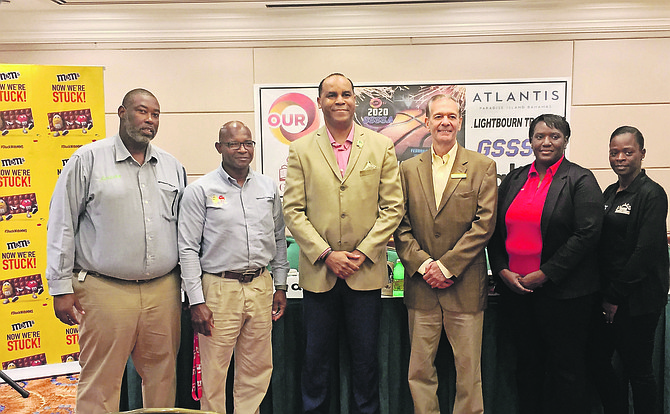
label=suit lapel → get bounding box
[342,125,364,183]
[436,146,467,215]
[315,127,343,181]
[416,151,438,218]
[541,159,570,237]
[503,167,529,213]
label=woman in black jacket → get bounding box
[589,126,669,414]
[488,114,603,414]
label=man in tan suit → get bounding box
[283,73,403,414]
[394,94,497,414]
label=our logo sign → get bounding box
[267,93,319,144]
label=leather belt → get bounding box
[72,269,151,283]
[219,268,263,283]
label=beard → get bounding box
[121,122,155,145]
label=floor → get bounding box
[0,374,77,413]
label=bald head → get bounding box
[122,88,157,109]
[219,121,252,142]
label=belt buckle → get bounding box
[240,269,256,283]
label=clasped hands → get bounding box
[423,260,454,289]
[324,249,366,279]
[499,269,548,295]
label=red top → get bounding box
[505,157,564,275]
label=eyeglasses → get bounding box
[222,141,255,150]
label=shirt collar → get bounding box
[529,155,564,177]
[431,143,458,165]
[619,169,647,194]
[326,125,354,149]
[113,134,157,164]
[218,164,253,186]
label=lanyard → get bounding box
[191,333,202,401]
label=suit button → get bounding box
[338,241,342,245]
[434,232,441,238]
[341,213,346,218]
[340,185,346,191]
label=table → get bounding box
[122,295,667,413]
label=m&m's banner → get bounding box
[0,63,105,379]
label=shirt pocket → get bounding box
[158,181,179,221]
[256,195,276,233]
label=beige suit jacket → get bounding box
[394,145,497,313]
[283,124,404,293]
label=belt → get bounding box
[72,269,152,283]
[216,268,263,283]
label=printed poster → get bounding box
[255,80,569,193]
[1,63,105,378]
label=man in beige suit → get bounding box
[394,94,497,414]
[283,73,403,414]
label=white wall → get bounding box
[2,0,669,219]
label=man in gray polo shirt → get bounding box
[46,88,186,414]
[178,120,289,413]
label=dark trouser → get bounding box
[500,291,593,414]
[588,301,661,414]
[301,278,382,414]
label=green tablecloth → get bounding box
[122,295,667,413]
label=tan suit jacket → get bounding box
[394,145,497,313]
[283,124,404,293]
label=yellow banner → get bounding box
[1,64,104,373]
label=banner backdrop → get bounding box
[0,63,105,378]
[255,80,569,193]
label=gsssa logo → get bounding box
[477,139,532,157]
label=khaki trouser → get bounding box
[74,269,181,414]
[407,308,484,414]
[199,270,273,414]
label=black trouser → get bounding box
[588,300,661,414]
[301,278,382,414]
[500,291,594,414]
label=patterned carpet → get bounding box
[0,374,77,414]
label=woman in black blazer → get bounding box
[488,114,603,414]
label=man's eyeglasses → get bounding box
[222,141,255,150]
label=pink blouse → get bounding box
[505,157,564,275]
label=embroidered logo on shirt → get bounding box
[210,195,226,205]
[100,174,121,181]
[614,203,631,215]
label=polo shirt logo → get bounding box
[210,194,226,205]
[614,203,631,215]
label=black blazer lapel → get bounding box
[541,160,570,237]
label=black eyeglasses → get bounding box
[222,141,255,150]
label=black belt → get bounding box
[215,268,263,283]
[73,269,154,283]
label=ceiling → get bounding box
[2,0,503,8]
[1,0,669,47]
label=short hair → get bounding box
[318,73,355,97]
[425,94,461,119]
[219,120,251,142]
[122,88,157,108]
[528,114,571,140]
[610,125,644,150]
